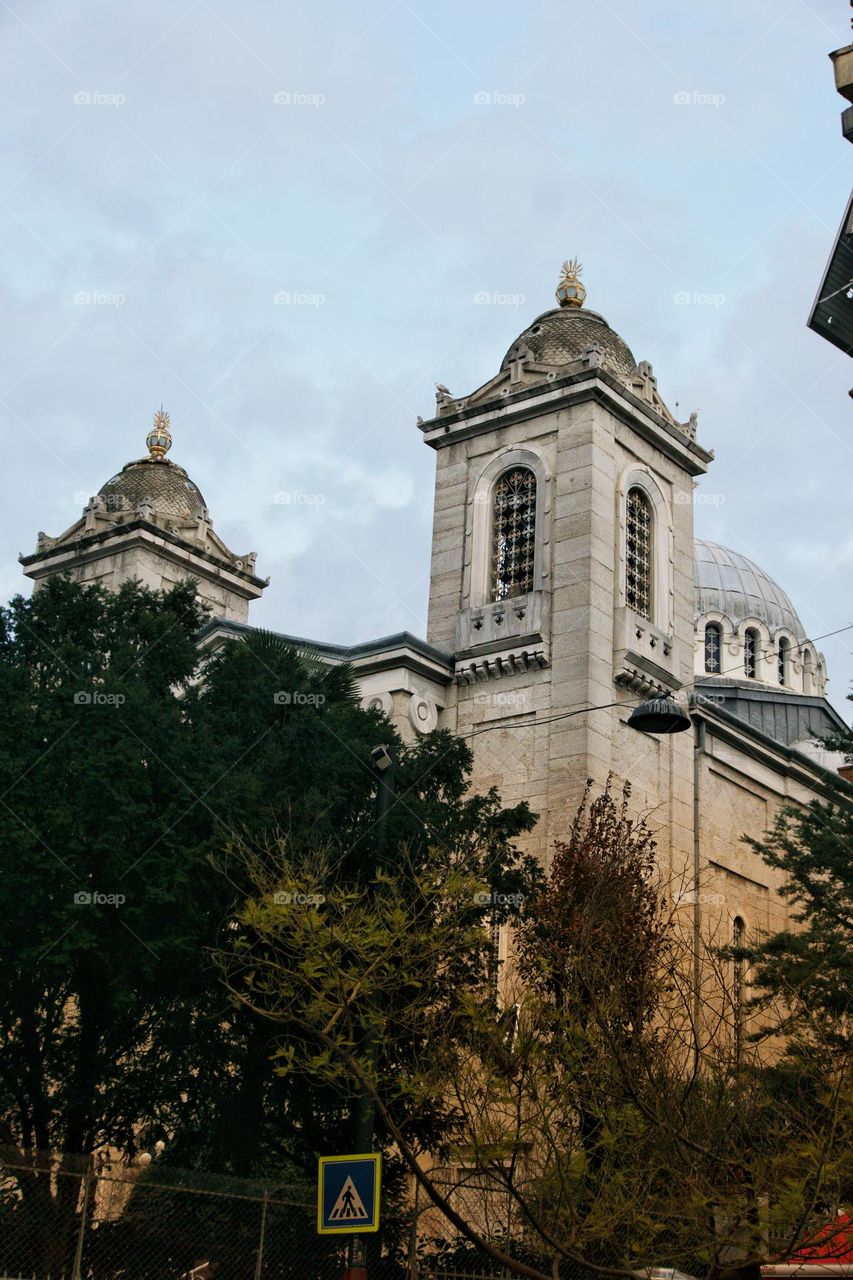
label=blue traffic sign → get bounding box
[317,1153,381,1235]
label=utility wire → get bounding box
[465,620,853,737]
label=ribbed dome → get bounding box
[501,307,637,380]
[98,458,207,521]
[694,540,806,639]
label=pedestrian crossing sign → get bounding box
[318,1153,381,1234]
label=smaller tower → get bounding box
[21,410,267,623]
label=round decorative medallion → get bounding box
[362,691,394,717]
[408,695,438,735]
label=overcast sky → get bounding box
[1,0,850,715]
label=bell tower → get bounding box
[420,262,713,877]
[21,410,267,623]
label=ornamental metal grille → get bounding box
[491,468,536,601]
[778,637,789,686]
[704,622,721,673]
[625,488,653,620]
[744,629,758,679]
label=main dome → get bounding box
[501,306,637,380]
[98,457,207,521]
[693,539,806,639]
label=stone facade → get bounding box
[21,274,851,967]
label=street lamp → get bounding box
[626,695,692,734]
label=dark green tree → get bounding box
[0,579,539,1272]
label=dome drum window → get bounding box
[778,637,790,687]
[744,628,759,679]
[704,622,722,674]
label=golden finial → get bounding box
[556,258,586,309]
[146,406,172,460]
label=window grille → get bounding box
[704,622,721,673]
[625,488,652,620]
[744,629,758,679]
[491,468,536,601]
[778,637,789,686]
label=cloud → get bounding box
[0,0,849,708]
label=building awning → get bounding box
[808,191,853,357]
[762,1214,853,1279]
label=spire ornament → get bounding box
[556,258,586,309]
[146,406,172,460]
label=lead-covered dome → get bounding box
[694,539,806,639]
[501,306,637,380]
[98,457,207,521]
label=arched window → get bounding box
[733,916,745,1064]
[778,636,790,687]
[802,646,814,694]
[744,628,759,679]
[491,467,536,601]
[625,487,653,620]
[704,622,722,673]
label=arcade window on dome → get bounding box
[744,628,759,679]
[704,622,722,673]
[491,467,537,601]
[625,487,653,620]
[778,636,790,686]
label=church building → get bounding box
[21,261,849,958]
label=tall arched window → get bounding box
[802,646,814,694]
[733,916,745,1065]
[744,628,759,679]
[778,636,790,687]
[625,487,653,620]
[704,622,722,673]
[491,467,537,601]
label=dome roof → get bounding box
[98,457,207,521]
[694,539,806,639]
[501,306,637,380]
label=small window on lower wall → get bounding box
[744,628,759,679]
[704,622,722,673]
[778,636,790,686]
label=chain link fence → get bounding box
[0,1155,595,1280]
[0,1153,342,1280]
[412,1172,595,1280]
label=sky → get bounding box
[1,0,851,716]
